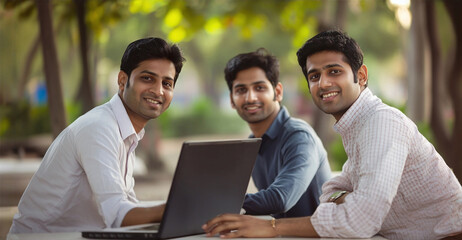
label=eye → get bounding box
[255,85,266,91]
[234,87,246,94]
[163,80,173,89]
[330,69,341,74]
[308,73,320,82]
[141,76,153,82]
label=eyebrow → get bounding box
[233,80,267,89]
[140,70,174,81]
[307,63,343,75]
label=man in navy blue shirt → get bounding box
[224,48,332,218]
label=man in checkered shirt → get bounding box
[202,30,462,240]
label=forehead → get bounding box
[305,51,349,70]
[233,67,270,87]
[133,59,176,76]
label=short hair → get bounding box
[120,37,185,86]
[224,48,279,91]
[296,30,364,84]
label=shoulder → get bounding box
[281,117,318,139]
[69,103,120,140]
[280,117,325,150]
[361,103,415,140]
[369,104,413,128]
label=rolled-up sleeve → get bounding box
[318,170,352,203]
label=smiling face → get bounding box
[305,51,367,121]
[118,58,176,131]
[230,67,282,126]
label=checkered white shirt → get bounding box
[311,88,462,240]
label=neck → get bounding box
[248,105,280,138]
[333,87,367,122]
[130,118,145,134]
[119,94,147,134]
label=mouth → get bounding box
[145,97,162,106]
[320,91,339,101]
[244,104,261,113]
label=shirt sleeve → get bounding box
[74,122,137,228]
[318,167,353,203]
[243,131,321,215]
[311,112,410,238]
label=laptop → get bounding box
[82,138,261,239]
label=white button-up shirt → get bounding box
[9,94,145,233]
[311,88,462,240]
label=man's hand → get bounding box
[202,214,278,238]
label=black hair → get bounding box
[296,30,364,85]
[120,37,185,86]
[224,48,279,91]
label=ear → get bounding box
[230,93,236,109]
[357,65,368,87]
[275,82,283,102]
[118,71,128,94]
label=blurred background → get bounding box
[0,0,461,238]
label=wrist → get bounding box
[328,190,347,203]
[270,217,279,237]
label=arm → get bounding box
[121,204,165,226]
[202,214,319,238]
[76,122,141,228]
[311,112,410,238]
[244,131,320,214]
[318,166,352,203]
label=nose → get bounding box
[319,75,332,89]
[245,89,257,102]
[149,81,164,96]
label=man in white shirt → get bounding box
[202,30,462,239]
[9,37,185,233]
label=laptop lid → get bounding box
[158,138,261,239]
[82,138,261,239]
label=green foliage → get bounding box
[0,101,84,140]
[416,122,435,146]
[157,97,247,138]
[328,136,347,171]
[382,98,406,114]
[66,101,83,123]
[0,101,51,140]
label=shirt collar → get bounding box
[250,106,290,140]
[333,88,377,136]
[109,94,145,141]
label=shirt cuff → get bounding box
[113,200,138,228]
[311,203,337,238]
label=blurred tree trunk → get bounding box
[442,0,462,181]
[17,21,65,101]
[18,35,41,99]
[184,40,220,104]
[407,0,431,123]
[424,0,450,158]
[334,0,348,29]
[74,0,95,113]
[35,0,67,138]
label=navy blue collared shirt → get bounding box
[243,106,331,218]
